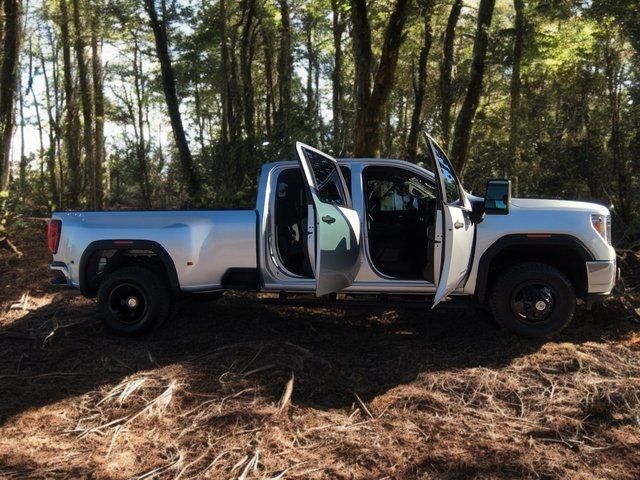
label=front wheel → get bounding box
[97,266,171,336]
[489,262,575,338]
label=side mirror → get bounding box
[484,179,511,215]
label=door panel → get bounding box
[296,142,361,296]
[424,134,475,306]
[434,206,474,304]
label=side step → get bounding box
[259,293,473,310]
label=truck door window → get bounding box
[302,149,348,206]
[431,142,462,205]
[339,166,351,197]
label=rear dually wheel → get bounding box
[97,266,171,336]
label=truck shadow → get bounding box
[0,291,634,425]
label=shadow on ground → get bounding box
[1,290,635,425]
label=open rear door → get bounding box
[295,142,361,296]
[425,134,475,306]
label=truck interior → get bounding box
[274,168,312,277]
[274,165,437,282]
[363,166,436,279]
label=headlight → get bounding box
[591,214,612,245]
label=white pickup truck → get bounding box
[48,135,617,338]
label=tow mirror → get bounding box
[484,179,511,215]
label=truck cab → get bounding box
[49,134,618,338]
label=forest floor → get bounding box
[0,220,639,480]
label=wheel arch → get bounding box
[79,240,180,298]
[475,234,595,303]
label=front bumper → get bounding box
[586,260,617,295]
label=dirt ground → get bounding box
[0,221,639,480]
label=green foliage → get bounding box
[6,0,639,236]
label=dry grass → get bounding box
[0,222,638,479]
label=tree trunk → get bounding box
[450,0,496,173]
[144,0,200,203]
[407,0,435,162]
[262,24,276,139]
[0,0,23,190]
[0,1,4,47]
[240,0,256,144]
[19,74,26,192]
[60,0,82,207]
[276,0,293,148]
[40,39,60,208]
[91,13,104,209]
[219,0,230,146]
[331,0,345,155]
[132,35,151,209]
[72,0,95,209]
[350,0,372,156]
[604,35,628,222]
[506,0,524,184]
[351,0,411,158]
[47,23,65,206]
[27,40,46,197]
[439,0,462,148]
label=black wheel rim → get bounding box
[108,283,148,325]
[509,281,556,325]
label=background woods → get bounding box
[0,0,638,240]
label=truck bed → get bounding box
[52,209,258,292]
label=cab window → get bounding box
[431,142,461,205]
[302,148,348,207]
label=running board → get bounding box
[259,293,473,310]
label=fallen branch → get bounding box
[351,391,374,419]
[0,236,23,258]
[277,372,294,413]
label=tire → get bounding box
[97,266,171,336]
[489,262,575,339]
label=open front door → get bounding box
[295,142,361,296]
[425,134,475,306]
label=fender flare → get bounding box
[475,234,595,303]
[79,240,180,297]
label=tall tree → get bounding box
[0,0,23,190]
[261,22,276,139]
[60,0,81,207]
[407,0,435,162]
[450,0,496,173]
[239,0,257,148]
[26,40,46,196]
[331,0,346,155]
[439,0,462,147]
[351,0,412,158]
[144,0,200,202]
[40,32,60,207]
[91,8,104,208]
[72,0,95,208]
[507,0,525,190]
[275,0,293,149]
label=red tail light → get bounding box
[47,219,62,253]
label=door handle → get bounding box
[322,215,336,224]
[454,220,464,229]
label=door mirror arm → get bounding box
[470,199,485,224]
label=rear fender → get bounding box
[79,240,180,297]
